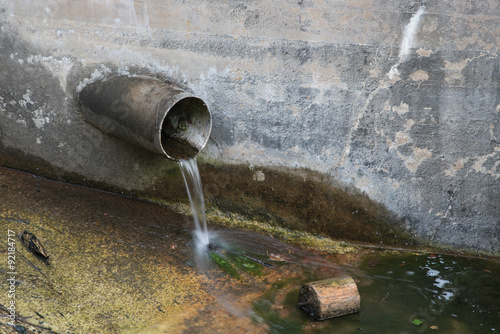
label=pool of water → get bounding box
[189,229,499,334]
[1,167,498,334]
[246,249,500,334]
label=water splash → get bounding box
[179,158,210,248]
[388,6,426,79]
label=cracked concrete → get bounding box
[0,0,499,254]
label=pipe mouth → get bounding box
[160,96,212,161]
[79,75,212,161]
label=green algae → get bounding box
[2,167,498,334]
[0,211,208,334]
[206,243,270,280]
[209,252,241,280]
[148,198,360,255]
[0,168,212,334]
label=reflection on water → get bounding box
[354,253,499,334]
[190,231,499,334]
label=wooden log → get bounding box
[298,274,360,320]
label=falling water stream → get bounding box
[178,158,210,248]
[1,166,497,333]
[175,157,499,334]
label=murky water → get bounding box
[1,167,498,334]
[172,221,498,333]
[178,158,210,248]
[351,252,499,334]
[178,226,500,333]
[177,158,498,334]
[245,249,500,334]
[177,224,499,334]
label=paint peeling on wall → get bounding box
[473,146,500,179]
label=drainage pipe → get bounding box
[79,75,212,160]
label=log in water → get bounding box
[298,274,360,320]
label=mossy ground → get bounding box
[0,167,365,333]
[151,199,360,255]
[0,168,212,333]
[2,166,495,333]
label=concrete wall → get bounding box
[0,0,498,253]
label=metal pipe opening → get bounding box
[79,75,212,160]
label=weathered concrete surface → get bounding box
[0,0,499,253]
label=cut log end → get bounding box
[298,274,360,320]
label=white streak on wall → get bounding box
[388,6,426,79]
[76,65,112,93]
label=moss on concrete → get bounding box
[0,212,211,334]
[0,168,211,333]
[146,162,419,249]
[147,198,359,255]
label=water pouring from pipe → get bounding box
[178,157,210,248]
[79,75,213,245]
